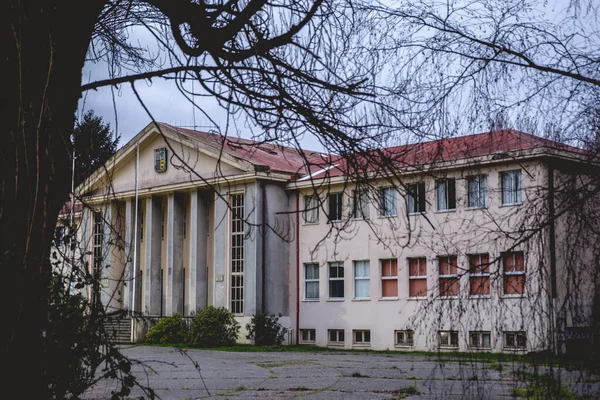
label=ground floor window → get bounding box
[353,330,371,345]
[504,331,526,350]
[438,330,459,349]
[300,329,316,344]
[394,330,414,347]
[469,331,491,349]
[328,329,345,346]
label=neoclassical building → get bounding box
[67,122,594,353]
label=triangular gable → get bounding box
[78,122,255,197]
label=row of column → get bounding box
[122,190,209,316]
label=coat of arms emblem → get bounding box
[154,147,167,173]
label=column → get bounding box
[144,196,162,315]
[123,199,141,312]
[100,203,112,307]
[166,192,184,315]
[189,190,208,312]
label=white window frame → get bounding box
[303,195,319,224]
[438,330,459,349]
[353,329,371,346]
[501,170,523,205]
[503,251,526,296]
[407,182,426,214]
[300,329,316,344]
[469,331,491,349]
[328,329,345,346]
[379,187,397,217]
[408,257,427,298]
[353,260,370,299]
[328,192,343,222]
[381,259,398,298]
[436,179,456,211]
[328,261,345,299]
[304,263,320,300]
[230,193,245,315]
[467,175,488,208]
[504,331,526,350]
[438,255,458,297]
[469,253,491,297]
[92,211,103,276]
[353,189,370,219]
[394,330,414,347]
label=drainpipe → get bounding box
[295,192,300,345]
[547,161,558,354]
[261,181,266,314]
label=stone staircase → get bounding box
[104,316,132,344]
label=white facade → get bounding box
[71,123,593,353]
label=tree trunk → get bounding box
[1,1,104,396]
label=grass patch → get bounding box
[511,371,575,400]
[488,362,503,372]
[289,386,309,391]
[255,360,311,369]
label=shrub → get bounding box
[187,306,240,347]
[246,313,288,346]
[145,313,188,344]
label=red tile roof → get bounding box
[59,201,82,217]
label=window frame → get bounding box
[352,329,371,346]
[304,263,320,300]
[503,251,525,296]
[436,179,456,211]
[467,174,488,208]
[230,193,245,315]
[328,329,345,346]
[469,331,491,349]
[303,194,319,224]
[381,259,399,298]
[438,255,459,297]
[352,190,370,219]
[469,253,491,297]
[379,187,397,217]
[503,331,527,351]
[394,330,415,347]
[408,257,428,298]
[327,192,343,222]
[328,261,345,299]
[407,182,426,214]
[300,329,316,344]
[353,260,370,299]
[501,170,523,206]
[438,330,459,349]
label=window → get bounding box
[230,193,245,315]
[304,195,319,223]
[501,170,522,205]
[354,260,370,299]
[409,257,427,297]
[407,182,426,213]
[328,262,344,299]
[328,193,343,222]
[469,254,490,296]
[55,226,65,247]
[436,179,456,211]
[353,190,370,219]
[503,251,525,295]
[92,211,103,276]
[504,331,526,350]
[379,187,397,216]
[438,255,458,297]
[161,202,166,241]
[469,331,491,349]
[395,330,414,347]
[467,175,488,208]
[328,329,345,345]
[304,263,319,300]
[438,330,459,348]
[353,330,371,345]
[381,259,398,297]
[300,329,316,344]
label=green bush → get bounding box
[145,313,188,344]
[246,313,288,346]
[187,306,240,347]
